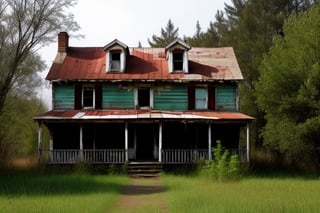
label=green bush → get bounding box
[199,140,240,182]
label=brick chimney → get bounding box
[58,32,69,52]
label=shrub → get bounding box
[199,140,241,182]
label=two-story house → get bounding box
[34,32,254,164]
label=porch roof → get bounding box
[33,110,254,123]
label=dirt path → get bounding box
[109,177,168,213]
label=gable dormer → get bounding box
[165,39,191,73]
[103,39,129,73]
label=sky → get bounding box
[38,0,230,107]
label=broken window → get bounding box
[110,51,121,70]
[173,51,183,71]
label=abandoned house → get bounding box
[33,32,254,165]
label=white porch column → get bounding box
[246,123,250,163]
[125,122,128,162]
[159,122,162,162]
[80,124,83,161]
[37,122,43,162]
[208,124,212,160]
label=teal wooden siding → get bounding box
[216,85,237,111]
[53,85,74,109]
[103,84,134,109]
[154,85,187,110]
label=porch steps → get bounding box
[127,161,163,178]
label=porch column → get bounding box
[49,131,53,162]
[208,124,212,160]
[37,122,43,162]
[80,124,83,161]
[246,123,250,163]
[158,122,162,162]
[125,122,128,162]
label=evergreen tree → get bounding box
[255,3,320,162]
[148,19,179,47]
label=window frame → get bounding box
[195,87,208,110]
[107,50,125,72]
[135,87,153,109]
[82,85,95,109]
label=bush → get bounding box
[199,140,241,182]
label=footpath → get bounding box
[109,177,167,213]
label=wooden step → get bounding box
[127,161,162,177]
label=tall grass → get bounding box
[0,172,129,213]
[162,175,320,213]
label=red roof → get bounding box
[34,110,254,122]
[46,47,243,81]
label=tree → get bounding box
[0,0,79,160]
[0,0,80,115]
[255,3,320,162]
[148,19,179,47]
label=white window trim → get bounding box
[168,50,188,73]
[134,87,153,109]
[82,86,95,109]
[107,50,126,72]
[195,87,208,110]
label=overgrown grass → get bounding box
[162,175,320,213]
[0,171,129,213]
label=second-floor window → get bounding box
[82,86,95,109]
[195,88,208,109]
[135,87,153,109]
[173,51,184,71]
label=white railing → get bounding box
[41,149,126,164]
[161,149,208,164]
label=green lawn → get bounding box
[0,172,129,213]
[161,175,320,213]
[1,171,320,213]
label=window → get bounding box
[195,88,208,109]
[138,88,150,107]
[173,51,183,71]
[110,52,121,70]
[82,86,95,109]
[135,87,153,109]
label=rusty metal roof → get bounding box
[46,46,243,81]
[34,110,254,122]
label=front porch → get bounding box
[36,120,251,164]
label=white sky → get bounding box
[38,0,230,108]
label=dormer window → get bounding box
[173,50,184,71]
[104,39,129,73]
[109,51,121,70]
[166,39,191,73]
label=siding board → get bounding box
[54,85,74,109]
[154,85,187,110]
[103,84,135,109]
[216,85,237,111]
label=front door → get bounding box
[131,123,158,161]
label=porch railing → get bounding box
[41,149,126,164]
[161,149,208,164]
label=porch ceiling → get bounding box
[33,110,254,123]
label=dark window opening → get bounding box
[83,88,94,108]
[138,88,150,107]
[110,52,121,70]
[173,52,183,71]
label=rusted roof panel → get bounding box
[34,110,254,122]
[46,46,243,81]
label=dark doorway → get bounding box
[135,123,158,161]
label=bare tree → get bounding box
[0,0,80,115]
